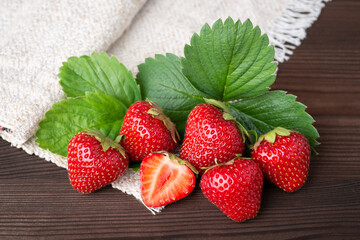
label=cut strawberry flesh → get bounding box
[140,152,196,208]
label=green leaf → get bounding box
[35,92,127,157]
[182,17,277,101]
[136,18,319,152]
[137,53,210,135]
[129,162,141,172]
[59,52,141,107]
[227,90,320,153]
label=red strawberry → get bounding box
[67,130,129,194]
[120,100,179,162]
[180,102,245,173]
[201,158,263,222]
[251,127,311,192]
[140,151,197,208]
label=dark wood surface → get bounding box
[1,1,359,239]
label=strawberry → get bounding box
[180,102,245,173]
[119,100,179,162]
[67,130,129,194]
[200,158,263,222]
[251,127,311,192]
[140,151,198,208]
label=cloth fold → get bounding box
[0,0,147,145]
[0,0,330,214]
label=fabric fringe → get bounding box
[270,0,332,62]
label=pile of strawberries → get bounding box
[67,99,311,222]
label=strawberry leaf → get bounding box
[136,18,319,153]
[182,18,277,101]
[35,92,127,157]
[137,53,210,134]
[137,18,280,137]
[59,52,141,107]
[226,91,319,153]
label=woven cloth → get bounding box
[0,0,330,214]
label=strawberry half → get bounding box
[68,130,129,194]
[251,127,311,192]
[180,102,245,173]
[201,158,263,222]
[120,100,179,162]
[140,151,198,208]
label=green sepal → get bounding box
[147,101,180,143]
[253,127,292,150]
[85,129,126,158]
[204,98,231,113]
[201,158,236,173]
[223,111,254,145]
[114,135,123,144]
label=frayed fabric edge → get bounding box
[269,0,332,62]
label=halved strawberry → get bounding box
[140,151,198,208]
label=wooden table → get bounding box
[1,1,359,239]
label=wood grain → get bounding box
[1,0,360,239]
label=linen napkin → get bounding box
[0,0,330,214]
